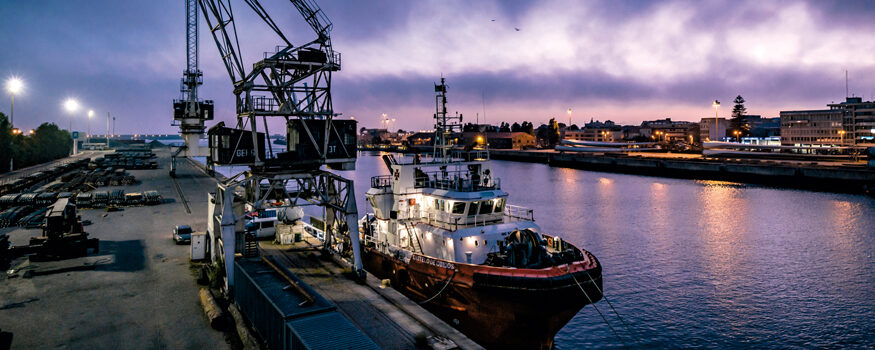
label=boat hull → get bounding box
[362,247,603,349]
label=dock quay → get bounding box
[487,149,875,193]
[1,148,482,350]
[0,148,227,349]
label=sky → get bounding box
[2,0,875,134]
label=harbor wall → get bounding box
[489,150,875,193]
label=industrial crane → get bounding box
[197,0,361,288]
[170,0,214,177]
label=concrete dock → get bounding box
[1,148,481,349]
[0,149,228,349]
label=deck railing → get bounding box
[419,204,534,230]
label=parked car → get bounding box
[173,225,193,244]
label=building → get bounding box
[358,128,391,145]
[641,118,699,143]
[563,119,622,142]
[828,97,875,146]
[699,117,728,142]
[781,97,875,147]
[780,109,843,146]
[463,132,535,149]
[748,117,781,138]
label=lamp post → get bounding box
[712,100,720,142]
[87,110,94,139]
[64,99,79,155]
[6,78,22,130]
[734,130,741,142]
[6,78,23,171]
[567,108,572,127]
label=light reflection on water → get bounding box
[212,152,875,349]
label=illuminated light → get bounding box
[426,232,432,240]
[466,236,476,245]
[6,77,23,94]
[476,135,484,143]
[28,129,34,135]
[870,129,875,134]
[63,98,79,113]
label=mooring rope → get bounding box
[584,270,645,347]
[567,265,629,348]
[418,269,457,305]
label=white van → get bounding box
[245,208,278,238]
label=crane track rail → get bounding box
[171,175,191,214]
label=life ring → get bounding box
[546,236,554,247]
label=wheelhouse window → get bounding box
[479,199,493,214]
[452,202,466,214]
[467,201,479,216]
[495,198,506,213]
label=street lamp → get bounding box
[64,99,79,132]
[567,108,572,126]
[87,110,94,138]
[64,99,79,155]
[733,130,741,142]
[838,129,845,146]
[6,77,22,129]
[6,77,23,171]
[712,100,720,141]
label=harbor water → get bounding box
[215,151,875,349]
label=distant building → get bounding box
[781,97,875,147]
[699,117,728,141]
[748,117,781,138]
[828,97,875,146]
[358,128,391,145]
[780,109,843,146]
[641,118,699,143]
[463,132,535,149]
[563,119,622,142]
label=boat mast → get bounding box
[432,77,462,161]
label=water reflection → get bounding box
[211,153,875,348]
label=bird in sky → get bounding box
[514,27,520,31]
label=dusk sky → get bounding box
[2,0,875,134]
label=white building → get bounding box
[699,117,728,141]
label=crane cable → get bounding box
[566,265,628,348]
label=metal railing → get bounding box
[414,174,500,192]
[418,204,534,230]
[371,175,392,188]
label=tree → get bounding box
[730,95,749,137]
[499,122,510,132]
[520,121,534,135]
[511,122,521,132]
[538,118,560,147]
[0,113,11,172]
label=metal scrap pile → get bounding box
[43,167,137,193]
[94,149,158,169]
[0,159,90,196]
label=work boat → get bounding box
[360,79,603,349]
